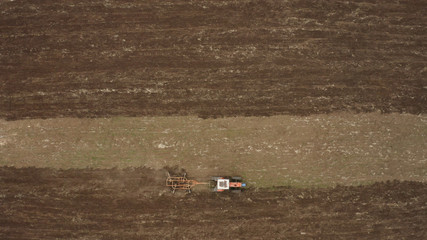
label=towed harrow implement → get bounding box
[166,173,208,193]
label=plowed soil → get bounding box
[1,0,426,120]
[1,167,426,239]
[1,1,426,239]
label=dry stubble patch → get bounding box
[1,113,426,187]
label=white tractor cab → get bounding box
[211,176,246,193]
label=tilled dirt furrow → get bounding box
[1,0,426,120]
[1,167,426,239]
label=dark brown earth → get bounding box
[1,0,426,120]
[1,1,426,239]
[1,167,426,239]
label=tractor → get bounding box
[210,176,246,193]
[166,173,246,193]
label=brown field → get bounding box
[1,0,427,239]
[0,0,426,120]
[1,167,426,239]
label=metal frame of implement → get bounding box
[166,173,208,193]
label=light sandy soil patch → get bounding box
[1,113,425,187]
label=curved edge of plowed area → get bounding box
[1,167,426,239]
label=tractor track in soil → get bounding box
[1,0,426,120]
[1,167,426,239]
